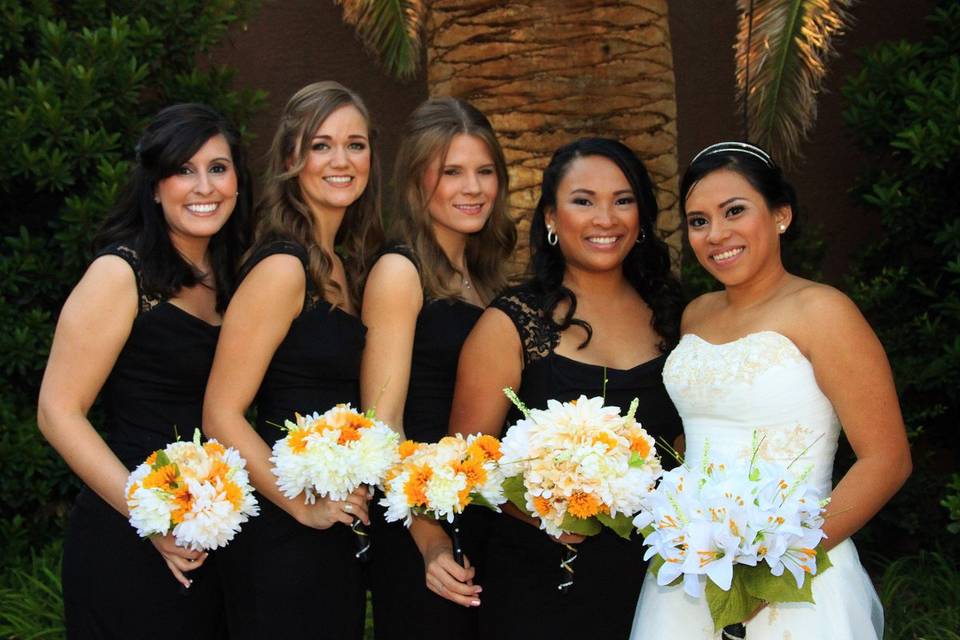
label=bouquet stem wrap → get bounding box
[558,542,578,594]
[450,513,465,567]
[351,518,371,562]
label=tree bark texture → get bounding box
[426,0,682,273]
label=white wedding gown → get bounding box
[630,331,883,640]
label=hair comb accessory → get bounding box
[690,141,775,169]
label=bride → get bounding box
[630,142,911,639]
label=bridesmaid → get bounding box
[362,97,516,639]
[447,138,684,639]
[203,81,383,639]
[37,103,252,638]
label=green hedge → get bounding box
[0,0,265,564]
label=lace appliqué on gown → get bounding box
[101,244,164,313]
[490,288,560,366]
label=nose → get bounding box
[592,202,615,227]
[462,170,482,195]
[194,171,214,195]
[330,145,349,168]
[706,218,729,244]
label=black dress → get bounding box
[479,284,682,640]
[368,246,488,640]
[216,240,368,640]
[61,244,226,640]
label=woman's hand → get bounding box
[295,485,371,530]
[150,534,207,588]
[410,517,481,607]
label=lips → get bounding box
[323,176,354,186]
[185,203,220,214]
[709,246,744,263]
[453,203,485,215]
[586,235,621,247]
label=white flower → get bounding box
[127,486,172,538]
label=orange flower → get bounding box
[206,458,231,483]
[533,496,553,517]
[592,432,618,452]
[288,428,312,454]
[404,465,433,507]
[346,413,373,430]
[143,464,179,491]
[398,440,420,459]
[457,486,472,509]
[145,451,158,466]
[629,434,651,459]
[467,435,502,462]
[337,426,361,445]
[566,490,602,519]
[203,441,226,457]
[223,479,244,510]
[453,458,487,490]
[170,485,193,524]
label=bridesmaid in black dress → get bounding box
[361,97,516,639]
[37,104,252,638]
[202,81,384,640]
[447,138,685,639]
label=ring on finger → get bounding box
[343,503,353,514]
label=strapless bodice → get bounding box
[663,331,840,495]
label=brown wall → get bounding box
[212,0,933,282]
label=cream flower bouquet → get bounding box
[125,429,259,550]
[499,390,663,591]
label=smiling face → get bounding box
[683,168,791,287]
[296,104,371,216]
[545,154,641,275]
[155,133,237,247]
[422,133,498,242]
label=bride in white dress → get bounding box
[630,142,912,640]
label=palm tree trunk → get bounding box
[426,0,682,273]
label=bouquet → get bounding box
[125,429,259,551]
[380,433,506,564]
[633,436,831,636]
[270,404,400,561]
[499,391,662,591]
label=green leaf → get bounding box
[502,475,531,516]
[558,513,602,537]
[468,493,500,512]
[740,563,813,605]
[596,511,635,540]
[153,449,171,469]
[705,573,763,632]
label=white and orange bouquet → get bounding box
[125,429,259,551]
[379,433,507,527]
[269,404,400,503]
[499,391,663,540]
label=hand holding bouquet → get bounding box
[499,391,662,591]
[380,433,506,564]
[633,437,831,636]
[126,429,259,551]
[270,404,400,561]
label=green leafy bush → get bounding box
[878,550,960,640]
[0,0,264,556]
[842,2,960,551]
[0,540,64,640]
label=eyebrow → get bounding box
[685,196,749,216]
[569,188,634,196]
[312,134,369,141]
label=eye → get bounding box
[479,167,496,175]
[726,204,745,217]
[209,163,229,174]
[687,216,707,229]
[348,141,367,151]
[572,197,592,206]
[311,142,329,151]
[442,167,460,177]
[616,196,636,206]
[176,165,193,175]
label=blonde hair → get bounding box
[390,97,516,303]
[252,81,383,308]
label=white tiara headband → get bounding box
[689,141,776,169]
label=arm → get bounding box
[799,287,912,549]
[359,254,422,435]
[37,256,204,587]
[202,255,367,529]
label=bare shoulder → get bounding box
[681,291,724,333]
[784,280,875,353]
[788,280,864,325]
[239,252,306,292]
[364,253,422,300]
[64,254,138,316]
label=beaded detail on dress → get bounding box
[490,286,560,366]
[99,244,163,313]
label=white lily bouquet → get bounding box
[499,390,663,591]
[270,404,400,561]
[125,429,259,550]
[380,434,506,564]
[633,435,832,635]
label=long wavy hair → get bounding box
[95,103,253,312]
[251,81,384,309]
[389,97,516,303]
[528,138,683,351]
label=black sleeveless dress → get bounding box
[61,244,226,640]
[368,246,487,640]
[479,284,682,640]
[216,240,368,640]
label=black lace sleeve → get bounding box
[95,243,162,313]
[489,284,559,366]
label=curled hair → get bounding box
[528,138,683,351]
[252,81,384,309]
[95,103,253,312]
[680,142,800,242]
[389,97,516,303]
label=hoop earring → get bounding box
[636,227,646,245]
[547,228,558,246]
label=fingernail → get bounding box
[471,600,481,607]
